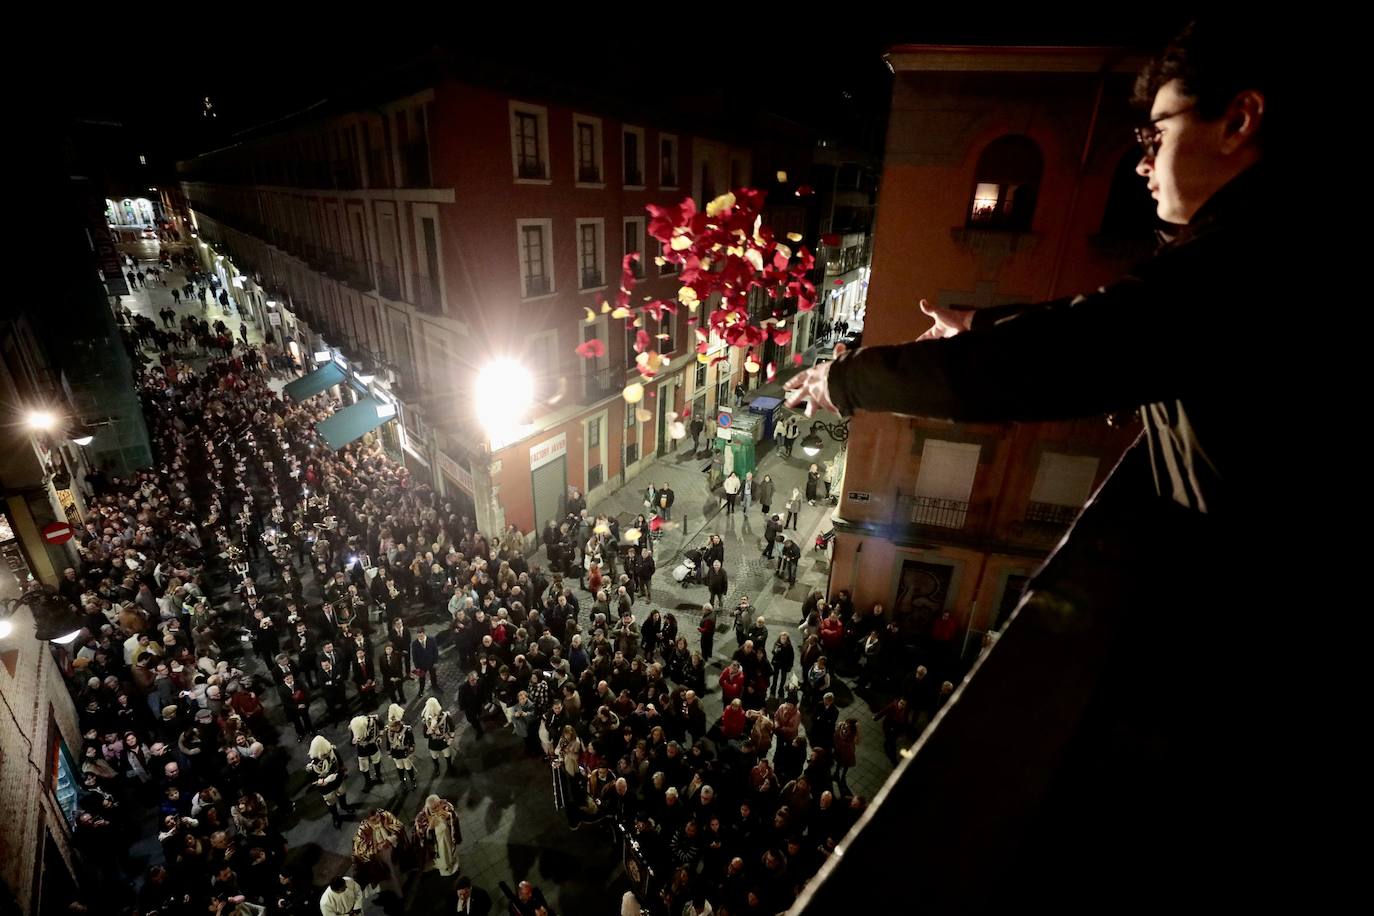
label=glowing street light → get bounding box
[475,359,534,445]
[26,410,58,432]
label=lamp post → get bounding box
[800,419,850,458]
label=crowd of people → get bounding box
[35,247,964,916]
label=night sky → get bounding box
[52,13,1191,172]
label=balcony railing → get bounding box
[376,263,401,300]
[588,463,604,489]
[524,275,551,297]
[911,496,969,529]
[581,365,617,403]
[518,159,545,180]
[580,269,603,289]
[1024,501,1080,535]
[625,169,643,186]
[412,273,442,312]
[340,255,372,291]
[578,165,601,183]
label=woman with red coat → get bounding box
[720,698,747,741]
[718,660,745,705]
[819,611,845,656]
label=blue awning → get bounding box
[283,362,346,401]
[315,397,394,450]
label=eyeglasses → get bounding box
[1133,106,1195,159]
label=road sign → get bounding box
[41,521,74,545]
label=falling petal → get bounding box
[745,359,760,374]
[670,421,687,439]
[611,306,631,319]
[792,353,804,365]
[636,408,652,423]
[583,307,597,323]
[624,528,642,543]
[575,339,606,359]
[593,522,610,536]
[766,361,777,381]
[670,234,692,251]
[654,256,666,266]
[796,185,814,196]
[601,301,612,313]
[786,232,803,242]
[706,192,737,217]
[623,382,645,404]
[776,170,788,182]
[744,249,765,272]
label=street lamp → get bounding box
[801,419,850,457]
[475,359,533,446]
[26,410,57,432]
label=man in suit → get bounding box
[410,628,440,693]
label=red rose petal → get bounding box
[792,353,803,365]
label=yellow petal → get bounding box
[697,352,711,364]
[623,528,642,543]
[670,421,687,439]
[745,359,760,374]
[635,408,652,423]
[600,301,611,313]
[678,285,698,304]
[776,170,788,182]
[776,243,792,260]
[623,383,644,404]
[611,306,631,319]
[655,333,670,340]
[583,307,597,324]
[705,191,736,218]
[654,256,666,266]
[633,317,643,328]
[786,232,803,243]
[657,354,671,370]
[744,249,765,272]
[593,522,610,535]
[670,235,692,251]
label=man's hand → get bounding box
[914,298,973,341]
[783,360,838,418]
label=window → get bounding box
[573,115,603,185]
[913,440,981,528]
[625,320,639,370]
[623,218,645,279]
[516,219,554,298]
[659,253,679,277]
[576,218,605,290]
[967,135,1042,230]
[716,361,732,408]
[695,359,708,390]
[587,417,604,489]
[510,102,550,182]
[1027,452,1100,533]
[623,126,645,187]
[660,134,679,187]
[657,310,676,355]
[700,161,716,206]
[48,725,78,830]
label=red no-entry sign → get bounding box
[41,521,74,545]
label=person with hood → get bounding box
[349,714,385,789]
[383,703,416,788]
[306,735,350,829]
[421,697,458,775]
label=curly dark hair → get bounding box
[1133,19,1283,148]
